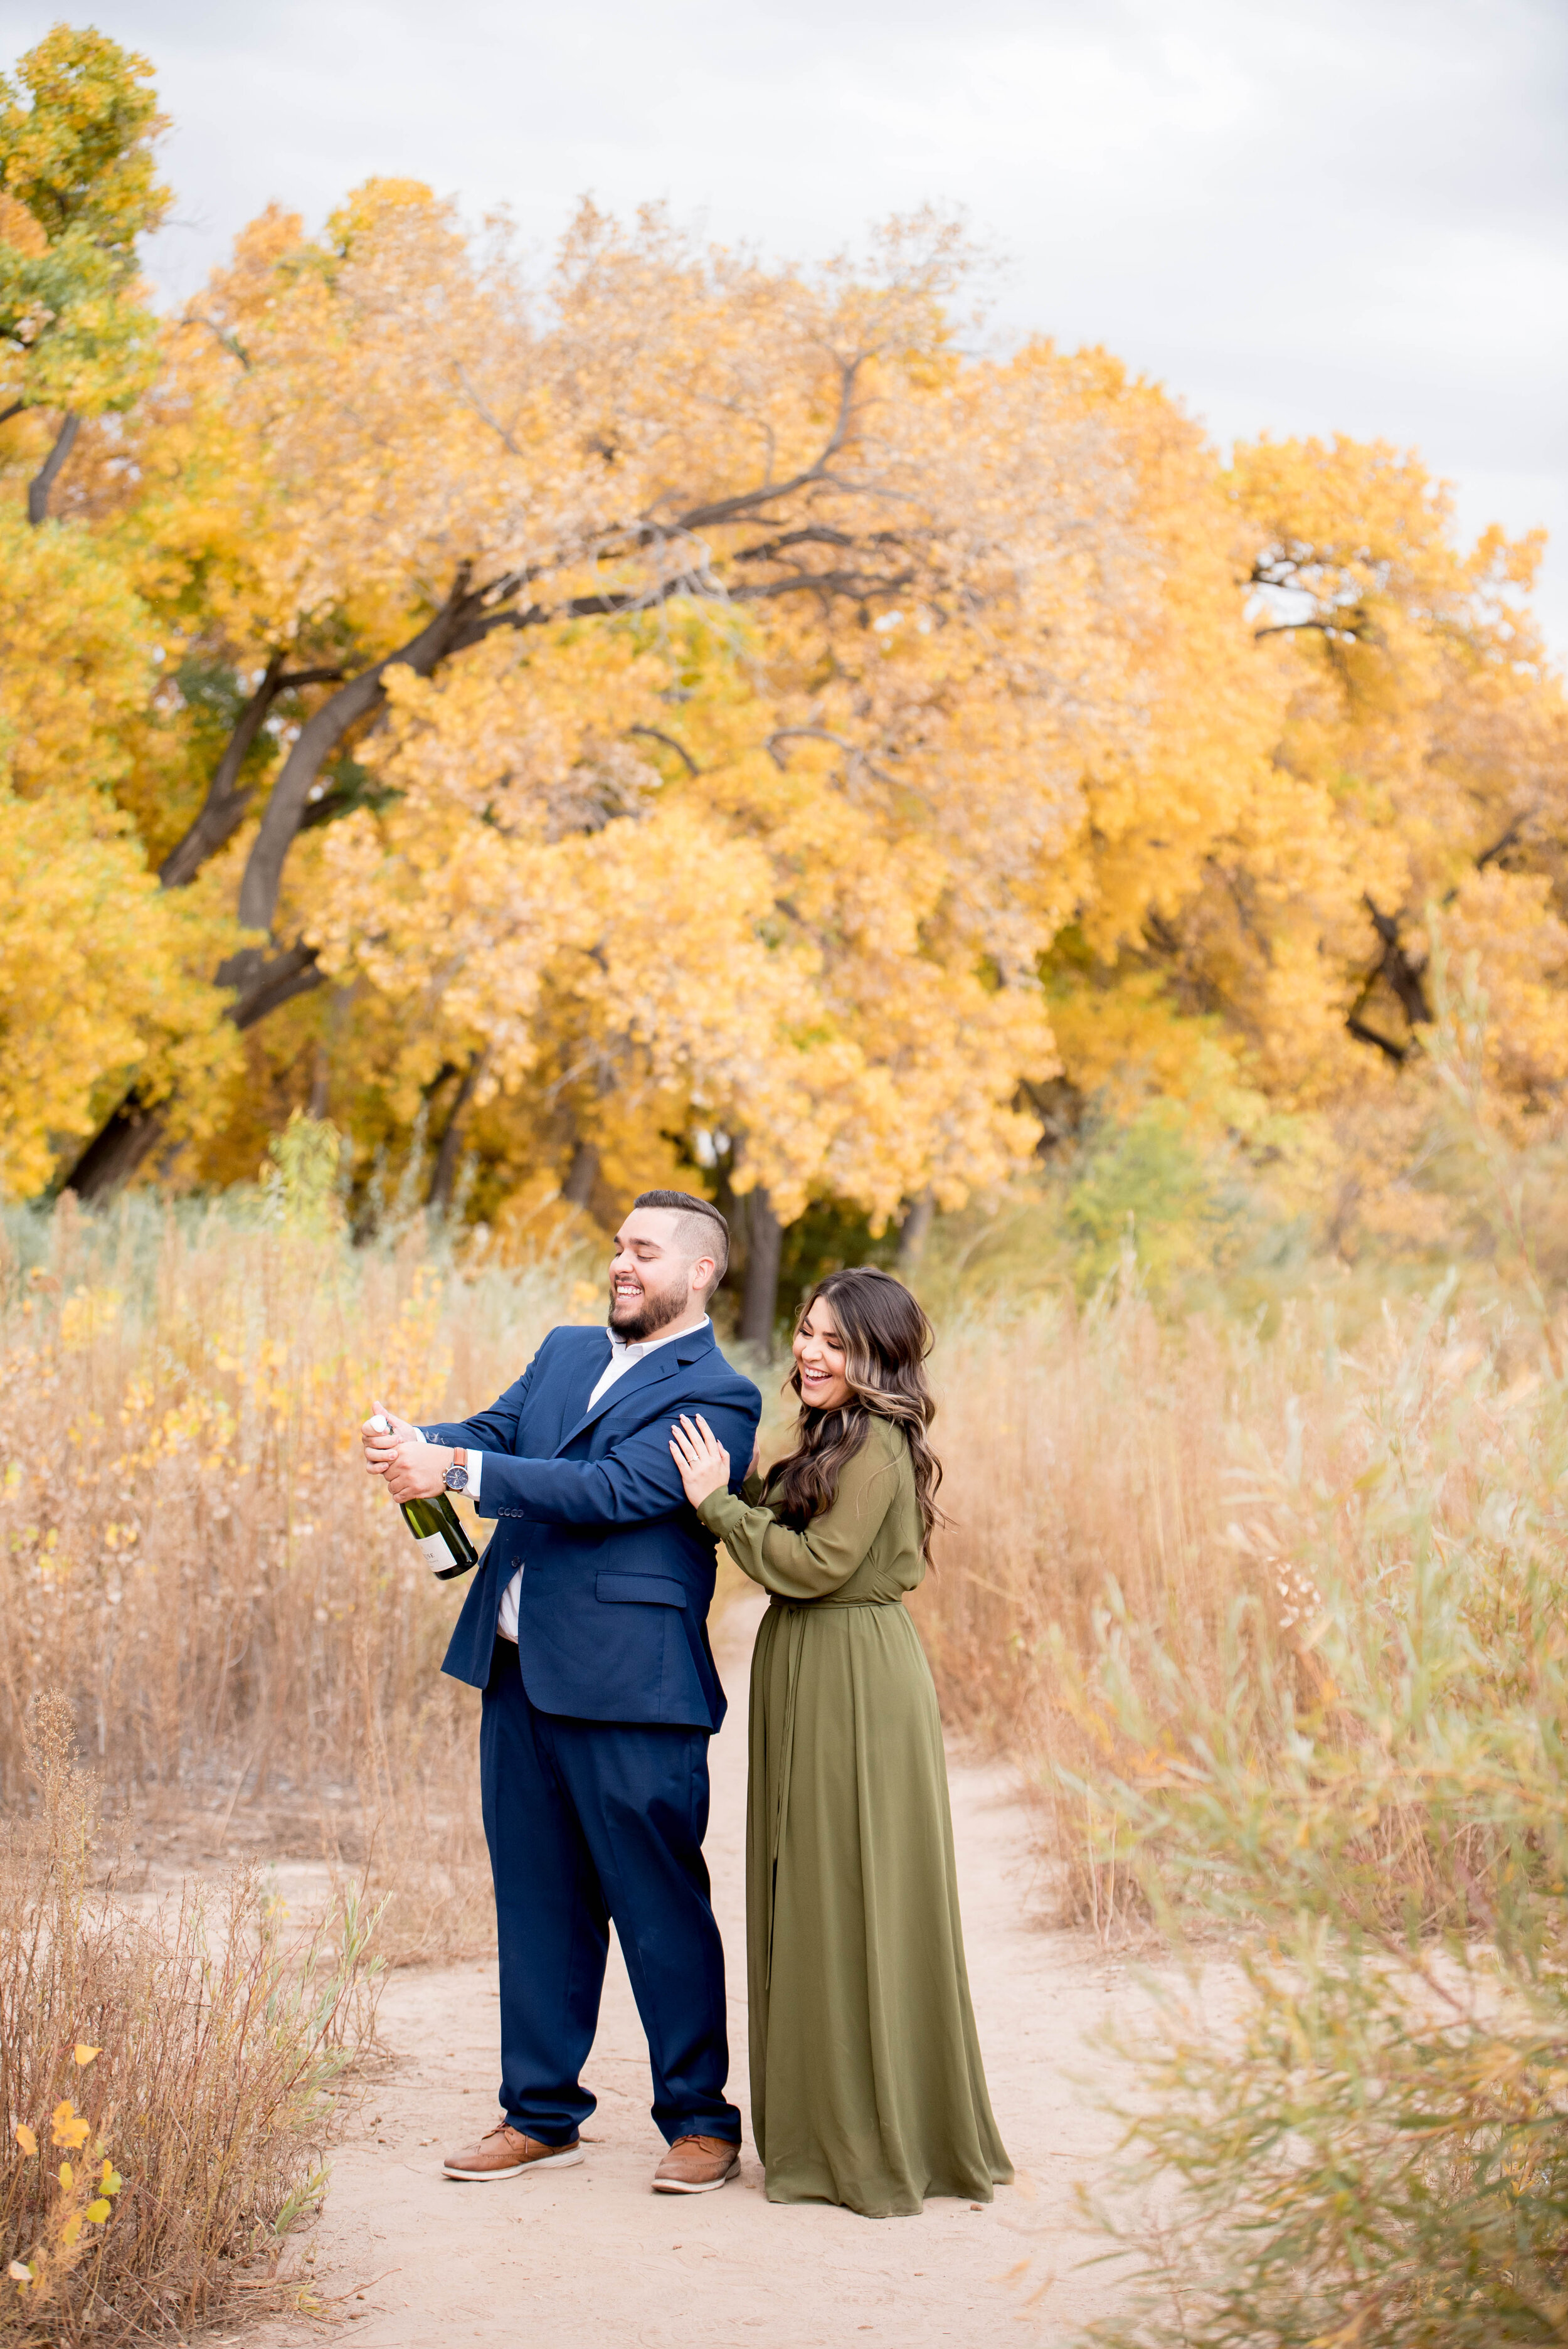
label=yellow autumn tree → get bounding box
[60,181,1272,1279]
[1039,435,1568,1146]
[8,25,1565,1315]
[0,24,170,521]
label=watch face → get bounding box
[443,1465,469,1492]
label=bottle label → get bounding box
[414,1529,454,1574]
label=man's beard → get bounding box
[608,1278,688,1344]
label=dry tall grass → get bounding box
[921,1257,1567,1915]
[1047,1278,1568,2348]
[915,1259,1317,1925]
[1,1695,381,2345]
[919,1266,1247,1738]
[0,1188,591,1958]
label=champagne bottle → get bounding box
[369,1415,479,1580]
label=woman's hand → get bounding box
[669,1413,731,1508]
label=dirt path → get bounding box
[247,1596,1140,2347]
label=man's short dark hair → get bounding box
[633,1189,729,1296]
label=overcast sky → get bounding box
[5,0,1566,652]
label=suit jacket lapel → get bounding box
[554,1325,713,1454]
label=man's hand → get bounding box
[362,1399,418,1475]
[363,1401,451,1502]
[669,1413,732,1509]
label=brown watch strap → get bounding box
[452,1448,468,1470]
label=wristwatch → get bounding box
[442,1447,470,1494]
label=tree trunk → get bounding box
[65,573,494,1202]
[62,945,327,1199]
[28,412,80,526]
[427,1051,485,1211]
[225,941,326,1029]
[63,1096,167,1202]
[739,1186,782,1354]
[896,1189,935,1273]
[561,1140,600,1209]
[159,654,342,888]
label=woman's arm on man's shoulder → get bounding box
[694,1417,902,1600]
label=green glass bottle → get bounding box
[369,1417,478,1579]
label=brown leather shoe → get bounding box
[652,2134,740,2193]
[442,2120,583,2182]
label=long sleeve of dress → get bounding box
[696,1421,901,1599]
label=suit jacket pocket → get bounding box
[595,1572,687,1608]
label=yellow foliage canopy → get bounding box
[1,79,1563,1250]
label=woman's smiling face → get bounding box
[793,1294,852,1413]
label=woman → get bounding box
[669,1266,1011,2219]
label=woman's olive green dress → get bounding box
[696,1416,1011,2217]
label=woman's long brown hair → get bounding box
[768,1266,944,1560]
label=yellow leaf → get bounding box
[50,2101,90,2150]
[13,2124,36,2156]
[58,2161,73,2188]
[85,2199,111,2224]
[100,2160,122,2193]
[73,2043,101,2067]
[60,2214,83,2249]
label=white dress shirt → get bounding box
[483,1317,709,1643]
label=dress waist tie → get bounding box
[766,1596,901,1608]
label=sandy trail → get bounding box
[246,1594,1138,2348]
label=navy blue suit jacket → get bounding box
[423,1322,761,1731]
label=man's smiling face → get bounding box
[607,1207,712,1342]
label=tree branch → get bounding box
[736,567,916,606]
[64,941,327,1199]
[159,652,283,885]
[224,940,327,1029]
[451,362,522,456]
[627,725,699,777]
[1475,814,1529,872]
[765,727,898,788]
[27,411,80,526]
[658,358,863,536]
[428,1047,488,1209]
[183,313,251,369]
[236,568,477,935]
[733,525,858,563]
[1364,896,1433,1027]
[465,560,916,653]
[159,659,346,887]
[1345,1014,1408,1064]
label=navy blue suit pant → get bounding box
[479,1641,740,2148]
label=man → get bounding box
[363,1190,761,2194]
